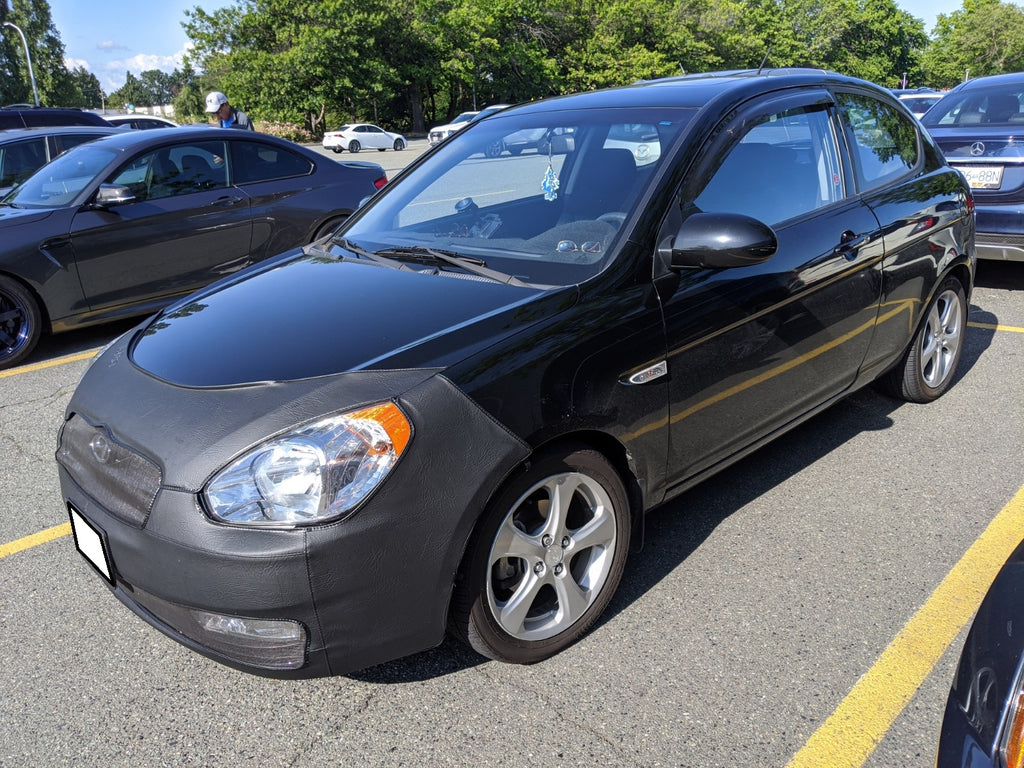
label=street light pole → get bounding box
[2,20,40,107]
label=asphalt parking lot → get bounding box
[1,140,1023,764]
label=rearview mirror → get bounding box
[669,212,777,270]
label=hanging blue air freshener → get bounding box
[541,163,560,201]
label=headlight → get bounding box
[203,402,411,527]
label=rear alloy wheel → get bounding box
[451,445,631,664]
[0,275,42,370]
[348,140,361,153]
[881,275,966,403]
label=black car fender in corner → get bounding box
[302,374,531,675]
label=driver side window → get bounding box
[691,105,844,226]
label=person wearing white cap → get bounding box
[205,91,254,131]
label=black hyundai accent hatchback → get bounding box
[58,69,975,678]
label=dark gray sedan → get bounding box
[0,127,387,368]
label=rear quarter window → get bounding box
[836,93,919,191]
[230,141,312,184]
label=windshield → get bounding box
[922,84,1024,127]
[4,144,119,208]
[339,106,694,286]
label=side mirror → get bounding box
[669,212,777,270]
[94,183,136,207]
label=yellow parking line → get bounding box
[786,483,1024,768]
[968,321,1024,333]
[0,350,97,379]
[0,522,71,559]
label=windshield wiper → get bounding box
[376,245,529,287]
[330,236,416,271]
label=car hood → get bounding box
[130,252,575,387]
[0,205,57,227]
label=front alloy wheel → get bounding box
[0,275,42,370]
[451,445,630,664]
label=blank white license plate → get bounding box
[954,165,1004,189]
[68,504,114,583]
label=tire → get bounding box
[311,217,345,241]
[879,275,966,403]
[0,275,42,370]
[394,139,405,151]
[450,445,631,664]
[348,140,361,153]
[331,146,343,154]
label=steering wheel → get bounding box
[597,212,626,229]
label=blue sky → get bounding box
[48,0,231,92]
[47,0,965,95]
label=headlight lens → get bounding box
[204,402,411,527]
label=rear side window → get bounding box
[0,137,47,188]
[836,93,919,191]
[229,141,312,184]
[54,133,103,154]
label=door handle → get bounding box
[834,230,869,260]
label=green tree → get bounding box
[923,0,1024,87]
[136,69,175,106]
[67,65,103,108]
[108,71,140,110]
[2,0,78,105]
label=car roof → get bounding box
[0,125,123,142]
[0,107,113,128]
[105,114,176,123]
[501,68,873,117]
[65,125,317,158]
[946,71,1024,93]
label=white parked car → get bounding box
[322,123,406,153]
[899,93,944,119]
[427,111,479,144]
[104,114,179,130]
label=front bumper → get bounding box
[57,334,529,677]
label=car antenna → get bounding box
[758,48,772,74]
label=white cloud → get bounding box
[93,47,194,94]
